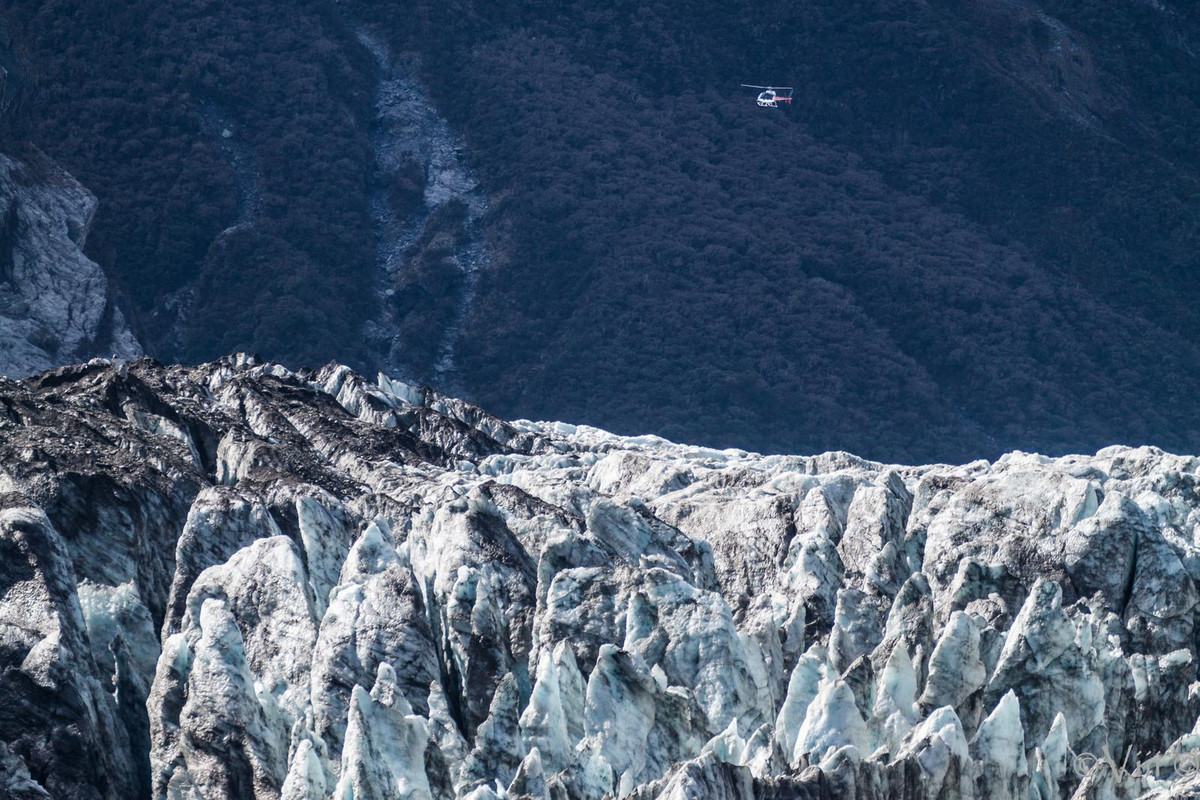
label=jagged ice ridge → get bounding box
[1,355,1200,799]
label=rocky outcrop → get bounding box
[1,355,1200,798]
[0,147,141,377]
[354,31,491,395]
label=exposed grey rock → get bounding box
[0,148,140,378]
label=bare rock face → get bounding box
[1,355,1200,799]
[0,147,141,378]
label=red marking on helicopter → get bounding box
[740,85,794,108]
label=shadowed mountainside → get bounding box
[1,0,1198,461]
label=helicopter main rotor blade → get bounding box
[740,84,771,89]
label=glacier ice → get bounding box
[1,356,1200,798]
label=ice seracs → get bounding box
[2,355,1200,799]
[335,664,434,800]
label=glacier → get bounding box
[1,355,1200,798]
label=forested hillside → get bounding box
[2,0,1198,461]
[0,0,377,366]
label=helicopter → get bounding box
[741,85,794,108]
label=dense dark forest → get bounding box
[0,0,377,366]
[0,25,29,130]
[2,0,1199,461]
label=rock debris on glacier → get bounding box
[1,355,1200,798]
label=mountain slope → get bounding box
[390,0,1200,462]
[3,356,1200,798]
[2,1,1199,461]
[0,25,141,376]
